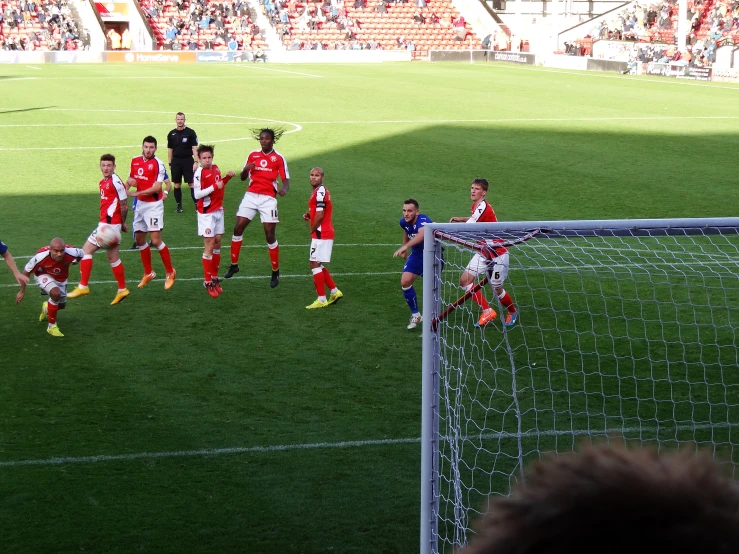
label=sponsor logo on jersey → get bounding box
[259,159,268,168]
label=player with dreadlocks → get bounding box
[224,128,290,288]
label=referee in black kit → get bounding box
[167,112,199,213]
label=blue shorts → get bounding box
[403,252,423,276]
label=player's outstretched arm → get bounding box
[2,250,29,286]
[240,162,255,181]
[449,216,468,223]
[15,271,29,303]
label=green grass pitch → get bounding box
[1,62,738,553]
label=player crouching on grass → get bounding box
[193,144,234,298]
[16,238,85,337]
[303,167,342,309]
[67,153,131,306]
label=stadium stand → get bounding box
[0,0,85,50]
[139,0,268,51]
[259,0,481,55]
[694,0,739,45]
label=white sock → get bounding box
[318,295,327,302]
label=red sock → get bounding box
[47,301,59,325]
[110,260,126,290]
[322,267,336,290]
[79,256,93,287]
[140,245,153,275]
[212,250,221,278]
[268,243,279,271]
[499,290,516,313]
[312,268,325,297]
[158,243,174,274]
[472,289,490,311]
[231,236,243,264]
[202,255,212,281]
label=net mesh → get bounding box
[429,223,739,553]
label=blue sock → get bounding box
[402,286,419,314]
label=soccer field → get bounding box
[1,62,738,553]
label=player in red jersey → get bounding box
[67,153,131,305]
[450,178,518,328]
[127,135,176,290]
[15,237,85,337]
[302,167,342,309]
[193,144,235,298]
[224,128,290,288]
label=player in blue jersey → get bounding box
[1,239,29,286]
[393,198,432,330]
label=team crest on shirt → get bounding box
[270,156,277,162]
[148,164,153,169]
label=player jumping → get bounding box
[450,178,517,328]
[224,128,290,288]
[15,238,85,337]
[127,136,176,290]
[67,153,131,305]
[193,144,234,298]
[393,198,432,330]
[303,167,342,309]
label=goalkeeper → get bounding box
[450,178,517,328]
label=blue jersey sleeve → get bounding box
[417,214,433,227]
[0,240,7,256]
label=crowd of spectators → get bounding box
[0,0,88,50]
[143,0,265,50]
[587,0,678,42]
[697,0,739,45]
[260,0,474,51]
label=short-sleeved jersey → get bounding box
[24,246,85,282]
[0,240,7,256]
[399,213,432,256]
[308,185,334,240]
[468,200,497,223]
[167,126,198,158]
[130,155,167,203]
[244,149,289,198]
[99,173,128,224]
[193,164,232,214]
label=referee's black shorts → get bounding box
[170,157,195,185]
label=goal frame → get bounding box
[419,216,739,554]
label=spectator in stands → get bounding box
[228,35,238,50]
[107,28,121,50]
[459,444,739,554]
[82,29,90,50]
[121,28,132,50]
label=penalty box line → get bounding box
[1,422,733,468]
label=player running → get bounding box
[0,239,29,286]
[393,198,432,330]
[67,154,131,305]
[303,167,342,309]
[224,128,290,288]
[127,136,176,290]
[15,238,85,337]
[192,144,234,298]
[450,178,517,328]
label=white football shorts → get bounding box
[465,252,509,287]
[197,209,225,238]
[236,192,279,223]
[87,223,122,247]
[35,275,67,302]
[133,200,164,233]
[309,239,334,263]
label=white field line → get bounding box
[292,115,739,125]
[11,243,398,261]
[1,422,732,468]
[24,65,41,70]
[231,64,322,78]
[3,75,304,81]
[0,271,396,289]
[477,63,739,91]
[0,122,271,128]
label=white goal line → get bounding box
[1,422,733,468]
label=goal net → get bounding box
[419,218,739,554]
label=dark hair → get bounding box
[197,144,214,156]
[403,198,419,209]
[460,444,739,554]
[143,135,157,146]
[100,153,116,163]
[472,178,489,191]
[176,112,185,117]
[251,127,285,143]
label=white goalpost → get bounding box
[420,217,739,554]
